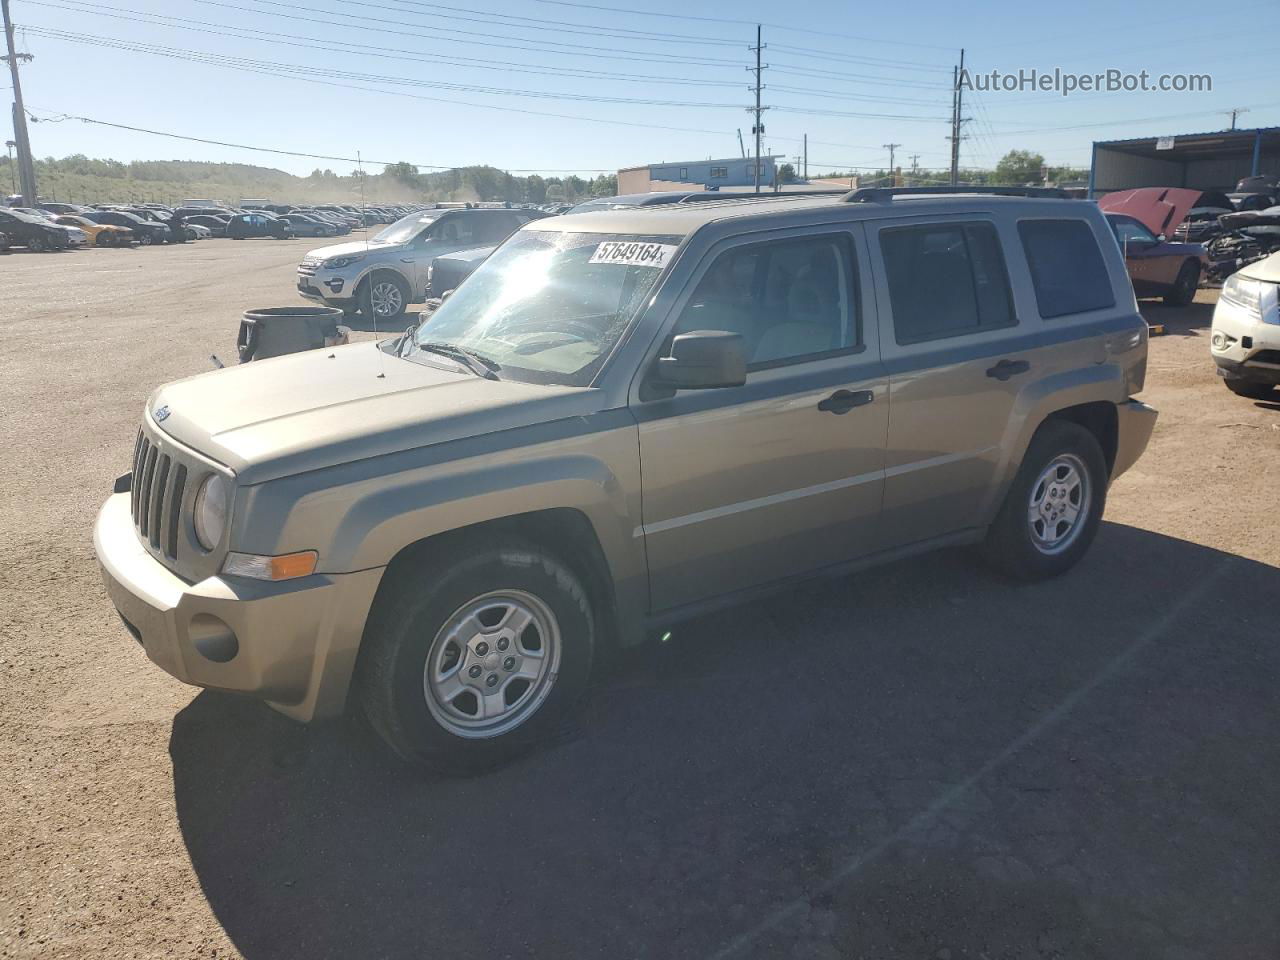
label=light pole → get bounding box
[5,140,14,195]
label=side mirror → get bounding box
[653,330,747,391]
[1156,234,1167,243]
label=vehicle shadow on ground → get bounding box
[170,522,1280,960]
[1141,299,1214,337]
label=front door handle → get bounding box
[986,359,1030,381]
[817,389,875,414]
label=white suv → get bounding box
[1211,252,1280,400]
[297,208,543,321]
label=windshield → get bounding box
[373,212,441,244]
[407,230,680,386]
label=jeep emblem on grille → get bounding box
[153,405,170,423]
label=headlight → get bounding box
[323,254,364,269]
[1221,274,1263,319]
[193,474,230,550]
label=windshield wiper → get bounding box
[416,340,502,380]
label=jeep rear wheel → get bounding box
[981,420,1107,581]
[355,539,594,769]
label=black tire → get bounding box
[1224,379,1276,400]
[1164,260,1199,306]
[355,539,594,770]
[27,236,46,252]
[980,420,1107,581]
[138,233,154,246]
[360,272,411,322]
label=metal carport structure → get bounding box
[1089,127,1280,196]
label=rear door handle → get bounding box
[817,389,875,414]
[986,359,1030,381]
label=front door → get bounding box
[635,227,888,612]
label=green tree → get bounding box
[778,162,796,183]
[993,149,1046,185]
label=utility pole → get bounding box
[747,24,767,196]
[2,0,36,204]
[803,133,807,180]
[736,128,746,158]
[883,143,901,186]
[1223,107,1249,130]
[948,48,967,186]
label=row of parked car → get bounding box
[0,197,435,252]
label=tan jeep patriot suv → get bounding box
[95,187,1157,766]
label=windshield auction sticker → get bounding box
[588,241,678,268]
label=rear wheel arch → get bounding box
[1044,401,1118,477]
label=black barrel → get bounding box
[237,306,347,363]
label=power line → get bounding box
[25,110,621,171]
[19,30,736,136]
[24,1,743,86]
[209,0,744,66]
[528,0,957,49]
[769,64,950,90]
[381,0,743,45]
[20,25,746,108]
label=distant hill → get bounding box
[4,155,615,206]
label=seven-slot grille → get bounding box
[130,428,188,561]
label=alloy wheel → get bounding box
[423,589,561,739]
[1027,453,1090,555]
[370,280,404,318]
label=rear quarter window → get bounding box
[1018,219,1116,319]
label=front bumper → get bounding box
[1112,398,1158,481]
[297,265,355,306]
[94,493,383,721]
[1211,293,1280,385]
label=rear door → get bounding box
[635,225,889,611]
[869,214,1029,548]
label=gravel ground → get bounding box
[1,240,1278,960]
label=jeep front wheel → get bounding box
[981,420,1107,581]
[355,540,594,768]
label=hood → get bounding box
[1219,208,1280,231]
[1097,187,1200,238]
[1240,250,1280,284]
[150,341,599,484]
[303,238,394,261]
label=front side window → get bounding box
[880,221,1014,343]
[1020,219,1116,319]
[407,231,679,387]
[1107,215,1157,246]
[672,233,858,368]
[432,216,479,245]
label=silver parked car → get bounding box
[296,207,543,321]
[95,188,1156,768]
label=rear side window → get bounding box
[1018,219,1115,318]
[879,222,1014,344]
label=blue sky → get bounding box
[6,0,1279,178]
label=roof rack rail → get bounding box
[844,185,1071,202]
[677,189,848,204]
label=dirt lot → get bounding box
[1,239,1278,960]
